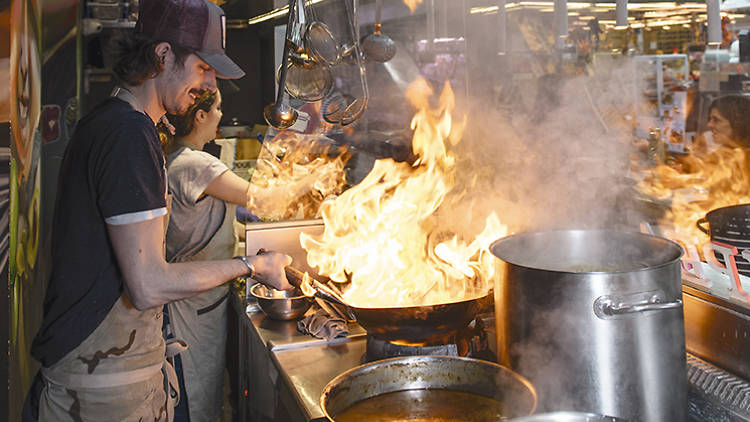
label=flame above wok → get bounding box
[301,78,507,308]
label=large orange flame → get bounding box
[301,79,507,308]
[638,145,750,248]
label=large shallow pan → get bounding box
[321,355,537,421]
[285,266,489,342]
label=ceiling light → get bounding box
[470,6,499,14]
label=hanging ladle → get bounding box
[361,0,396,63]
[263,0,299,130]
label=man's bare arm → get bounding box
[107,216,292,310]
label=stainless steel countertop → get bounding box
[272,339,367,421]
[242,297,367,421]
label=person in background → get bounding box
[158,89,253,422]
[670,94,750,189]
[705,94,750,149]
[24,1,292,421]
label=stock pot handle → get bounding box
[594,294,682,318]
[696,217,709,235]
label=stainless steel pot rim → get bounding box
[490,229,683,274]
[509,411,629,422]
[250,282,308,300]
[320,355,538,420]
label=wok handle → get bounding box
[255,249,351,309]
[594,295,682,318]
[284,265,350,308]
[696,217,709,235]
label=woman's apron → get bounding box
[166,200,237,422]
[36,87,184,422]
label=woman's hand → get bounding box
[250,251,294,290]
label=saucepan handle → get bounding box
[696,217,709,235]
[594,294,682,319]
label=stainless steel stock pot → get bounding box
[491,229,686,422]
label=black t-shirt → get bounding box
[31,98,167,368]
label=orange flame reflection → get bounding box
[300,80,507,308]
[638,145,750,248]
[300,273,316,297]
[403,0,423,13]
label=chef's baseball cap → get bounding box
[135,0,245,79]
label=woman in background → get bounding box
[159,89,252,422]
[706,94,750,149]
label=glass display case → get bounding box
[633,54,690,139]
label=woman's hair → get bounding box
[708,95,750,146]
[110,32,194,86]
[158,90,218,154]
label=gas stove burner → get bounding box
[365,335,459,362]
[363,317,493,363]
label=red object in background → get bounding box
[41,104,60,143]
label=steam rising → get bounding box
[448,65,641,237]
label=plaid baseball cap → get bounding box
[135,0,245,79]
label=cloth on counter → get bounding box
[297,309,349,340]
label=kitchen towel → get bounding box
[297,309,348,340]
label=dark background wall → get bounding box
[1,0,10,414]
[7,0,78,420]
[2,3,10,421]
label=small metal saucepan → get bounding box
[321,355,537,421]
[249,283,312,320]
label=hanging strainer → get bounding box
[305,21,341,66]
[278,54,333,102]
[321,90,350,124]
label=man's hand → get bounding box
[250,252,293,291]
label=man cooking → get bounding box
[23,0,293,420]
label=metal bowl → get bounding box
[321,355,537,421]
[509,412,630,422]
[249,283,312,320]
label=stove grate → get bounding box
[687,354,750,415]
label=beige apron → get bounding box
[37,88,183,422]
[166,200,237,422]
[38,295,181,422]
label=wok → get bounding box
[284,266,488,342]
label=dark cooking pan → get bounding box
[697,203,750,277]
[284,266,488,342]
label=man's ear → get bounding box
[154,42,171,64]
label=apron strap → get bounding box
[163,338,189,422]
[41,362,163,390]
